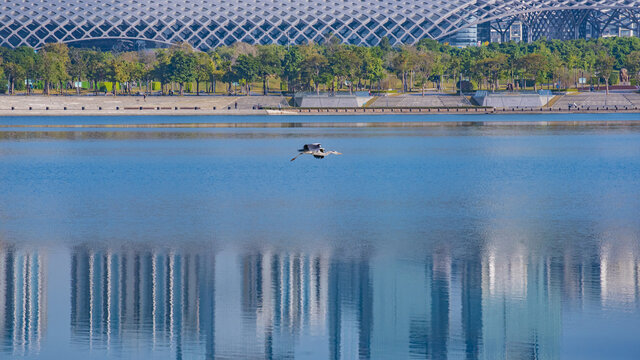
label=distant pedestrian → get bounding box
[234,102,238,109]
[143,94,147,102]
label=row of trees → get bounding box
[2,36,640,95]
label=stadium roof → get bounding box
[1,0,639,50]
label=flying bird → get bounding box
[291,143,342,161]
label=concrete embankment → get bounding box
[0,95,286,116]
[2,93,640,116]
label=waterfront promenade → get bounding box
[1,93,640,116]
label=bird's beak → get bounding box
[336,152,342,155]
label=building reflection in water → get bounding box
[240,251,332,358]
[240,250,374,359]
[481,247,562,360]
[599,237,640,309]
[70,244,215,357]
[23,237,638,358]
[0,244,47,355]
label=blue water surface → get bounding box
[1,112,640,126]
[0,116,639,359]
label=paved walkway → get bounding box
[552,92,640,110]
[0,95,288,111]
[368,94,471,107]
[2,93,640,116]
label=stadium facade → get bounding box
[1,0,640,51]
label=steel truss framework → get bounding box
[1,0,640,51]
[487,8,640,42]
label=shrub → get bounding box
[608,71,619,85]
[456,80,475,92]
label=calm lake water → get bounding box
[1,112,640,126]
[1,115,639,359]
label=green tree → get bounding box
[256,45,284,95]
[625,51,640,85]
[207,51,224,94]
[299,45,328,94]
[86,50,112,94]
[477,54,507,92]
[169,50,197,95]
[68,48,90,94]
[580,50,597,88]
[3,62,25,95]
[106,57,124,95]
[3,35,640,98]
[194,52,215,95]
[36,43,70,95]
[136,50,157,94]
[377,37,393,55]
[1,46,36,94]
[120,52,148,94]
[390,47,416,93]
[429,52,446,92]
[232,54,259,95]
[327,45,361,94]
[516,53,547,90]
[594,52,615,94]
[363,49,384,90]
[152,49,172,95]
[282,47,303,93]
[566,52,580,89]
[219,59,236,94]
[105,54,139,95]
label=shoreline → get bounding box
[3,120,640,128]
[2,94,640,117]
[2,108,640,117]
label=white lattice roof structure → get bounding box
[1,0,639,50]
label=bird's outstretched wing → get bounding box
[290,153,304,161]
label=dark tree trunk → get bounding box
[403,71,407,93]
[263,76,267,95]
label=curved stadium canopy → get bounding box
[1,0,639,50]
